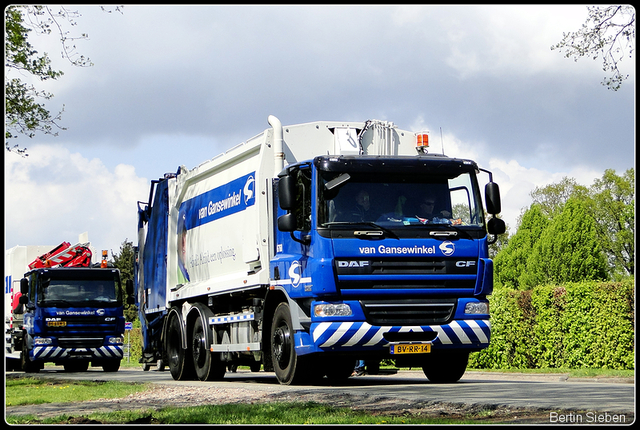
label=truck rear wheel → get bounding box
[192,316,225,381]
[271,302,315,385]
[422,352,469,383]
[166,313,195,380]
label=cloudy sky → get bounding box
[4,5,635,257]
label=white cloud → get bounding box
[4,144,148,255]
[485,158,602,232]
[442,5,594,80]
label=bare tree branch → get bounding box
[551,5,635,91]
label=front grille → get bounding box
[335,257,477,291]
[44,316,117,335]
[58,337,104,348]
[360,298,456,325]
[370,259,446,274]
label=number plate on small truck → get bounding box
[390,343,431,354]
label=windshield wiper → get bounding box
[324,222,399,239]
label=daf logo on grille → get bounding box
[338,261,370,268]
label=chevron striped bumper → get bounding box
[32,345,124,361]
[299,319,490,354]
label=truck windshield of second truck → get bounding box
[39,279,121,307]
[319,171,485,230]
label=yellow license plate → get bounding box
[46,321,67,327]
[390,343,431,354]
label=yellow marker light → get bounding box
[416,132,429,147]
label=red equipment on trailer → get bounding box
[28,242,93,269]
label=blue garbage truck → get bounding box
[6,243,133,372]
[135,116,505,384]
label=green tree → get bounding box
[587,168,634,278]
[524,198,608,288]
[5,5,121,155]
[494,204,549,289]
[5,6,65,155]
[551,5,635,91]
[528,176,588,220]
[112,239,137,323]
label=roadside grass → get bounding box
[6,402,483,425]
[5,376,150,406]
[466,367,634,379]
[6,367,633,425]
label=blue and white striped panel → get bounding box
[311,320,490,349]
[33,346,70,360]
[209,313,255,325]
[94,345,125,359]
[32,345,124,361]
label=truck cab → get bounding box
[16,267,127,372]
[271,154,504,383]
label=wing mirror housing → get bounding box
[278,175,296,210]
[485,182,502,215]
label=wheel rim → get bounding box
[272,324,291,369]
[192,324,206,368]
[168,319,181,368]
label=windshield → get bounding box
[318,171,485,229]
[38,273,122,307]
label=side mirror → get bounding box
[125,279,135,305]
[20,278,29,295]
[487,217,506,235]
[126,279,134,296]
[485,182,501,215]
[278,175,296,210]
[278,213,297,232]
[19,295,28,306]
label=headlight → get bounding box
[107,336,124,344]
[314,303,352,317]
[34,337,53,345]
[464,302,489,315]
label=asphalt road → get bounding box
[9,365,635,416]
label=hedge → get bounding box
[469,279,635,370]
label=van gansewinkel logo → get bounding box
[243,175,255,205]
[288,261,311,288]
[439,241,455,256]
[180,171,257,231]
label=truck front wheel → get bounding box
[422,351,469,383]
[166,313,195,380]
[270,302,316,385]
[21,338,41,373]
